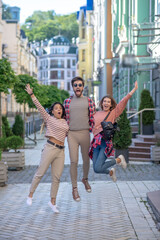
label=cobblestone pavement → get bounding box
[0,181,160,240]
[7,162,160,184]
[0,133,160,240]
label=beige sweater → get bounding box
[92,94,132,136]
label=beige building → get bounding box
[1,19,37,116]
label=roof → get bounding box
[67,46,77,54]
[49,35,70,46]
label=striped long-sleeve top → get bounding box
[32,97,69,143]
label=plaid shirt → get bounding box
[64,96,96,132]
[89,133,114,160]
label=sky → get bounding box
[3,0,87,24]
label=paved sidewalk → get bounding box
[0,133,160,240]
[0,181,160,240]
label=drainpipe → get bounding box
[149,0,152,95]
[128,0,131,112]
[103,0,107,95]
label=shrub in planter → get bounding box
[138,89,155,135]
[2,116,13,137]
[0,147,8,186]
[112,109,132,162]
[6,136,24,152]
[2,136,25,169]
[12,115,24,138]
[0,137,8,151]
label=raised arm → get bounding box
[115,81,138,118]
[25,84,49,122]
[129,81,138,96]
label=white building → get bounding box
[34,35,77,95]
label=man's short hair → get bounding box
[71,76,84,87]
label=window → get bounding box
[50,71,64,79]
[67,71,70,77]
[82,28,85,39]
[50,60,64,68]
[67,82,70,91]
[51,82,58,87]
[82,50,85,61]
[72,59,76,66]
[67,59,71,68]
[72,71,75,78]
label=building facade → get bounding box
[111,0,160,120]
[33,35,77,96]
[92,0,113,106]
[77,0,94,97]
[1,13,37,116]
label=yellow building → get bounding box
[77,3,94,97]
[1,19,37,116]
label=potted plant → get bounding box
[0,149,8,186]
[1,135,25,170]
[112,109,132,163]
[150,138,160,162]
[138,89,155,135]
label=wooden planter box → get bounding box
[0,162,8,186]
[150,146,160,162]
[2,152,25,170]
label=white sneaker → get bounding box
[48,201,59,213]
[26,197,32,206]
[110,168,117,182]
[117,155,127,169]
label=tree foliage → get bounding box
[6,136,24,152]
[12,115,24,138]
[112,109,132,149]
[60,89,70,103]
[21,11,78,42]
[43,85,61,109]
[2,116,13,138]
[13,74,38,105]
[0,58,17,94]
[138,89,155,125]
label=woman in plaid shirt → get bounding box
[89,81,138,182]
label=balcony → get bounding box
[133,21,160,45]
[50,65,64,69]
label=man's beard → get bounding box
[75,89,83,97]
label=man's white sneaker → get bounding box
[26,197,32,206]
[110,168,117,182]
[48,201,59,213]
[117,155,127,169]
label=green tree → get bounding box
[112,109,132,149]
[0,58,17,137]
[2,116,13,137]
[60,89,69,103]
[43,85,61,109]
[12,74,39,139]
[138,89,155,125]
[21,11,78,42]
[12,115,24,138]
[6,136,24,152]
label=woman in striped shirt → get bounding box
[25,84,69,213]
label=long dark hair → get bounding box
[99,95,117,111]
[48,102,66,119]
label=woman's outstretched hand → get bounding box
[134,80,138,90]
[25,84,33,95]
[129,81,138,96]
